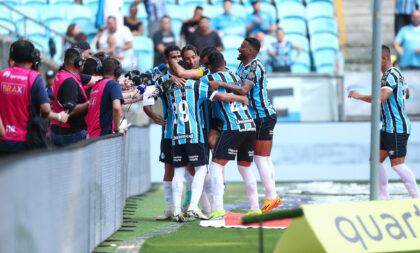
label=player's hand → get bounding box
[209,81,221,90]
[152,115,166,126]
[59,111,69,123]
[348,90,360,99]
[241,96,249,106]
[416,48,420,54]
[396,47,404,55]
[119,128,126,135]
[170,76,186,86]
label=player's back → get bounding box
[202,71,255,132]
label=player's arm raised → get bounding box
[170,58,205,80]
[209,79,254,96]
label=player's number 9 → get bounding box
[173,100,190,123]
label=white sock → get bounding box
[163,181,173,211]
[392,163,420,198]
[202,172,213,213]
[238,165,260,211]
[189,165,207,210]
[378,163,389,200]
[185,170,193,192]
[254,155,277,199]
[209,162,225,212]
[172,167,186,215]
[200,190,211,215]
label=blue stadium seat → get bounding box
[313,49,336,73]
[171,18,182,41]
[167,4,195,20]
[3,0,20,6]
[306,2,334,21]
[66,5,92,24]
[222,35,243,50]
[212,0,241,5]
[50,34,63,62]
[49,0,74,5]
[230,4,247,19]
[20,0,47,6]
[306,0,333,4]
[16,19,45,36]
[0,5,12,22]
[247,2,277,22]
[285,34,309,52]
[136,4,148,19]
[202,4,222,19]
[75,19,97,37]
[290,50,310,73]
[279,18,307,36]
[222,50,240,71]
[83,0,99,17]
[41,6,67,25]
[178,0,206,7]
[47,20,69,34]
[28,35,49,52]
[132,36,154,71]
[278,2,305,20]
[308,18,337,35]
[274,0,302,4]
[0,20,15,35]
[310,33,339,52]
[12,6,39,22]
[264,34,277,47]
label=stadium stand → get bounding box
[308,18,338,36]
[279,18,307,36]
[277,1,306,20]
[132,35,154,71]
[306,1,335,21]
[48,0,74,5]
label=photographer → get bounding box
[86,57,125,138]
[0,40,69,155]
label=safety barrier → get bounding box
[0,126,151,253]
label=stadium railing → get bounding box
[0,126,151,253]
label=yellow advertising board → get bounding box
[274,199,420,253]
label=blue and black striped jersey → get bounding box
[380,67,411,134]
[155,73,173,139]
[395,0,419,15]
[236,58,276,119]
[166,79,217,145]
[201,71,256,132]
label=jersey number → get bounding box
[230,101,247,112]
[173,100,190,123]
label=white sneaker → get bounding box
[156,210,173,221]
[172,213,185,222]
[187,208,209,220]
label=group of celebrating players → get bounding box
[142,37,282,221]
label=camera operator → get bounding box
[50,48,95,147]
[86,57,125,138]
[0,40,69,155]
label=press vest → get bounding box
[0,67,39,142]
[86,79,112,138]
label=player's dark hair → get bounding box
[164,45,181,58]
[200,16,210,21]
[9,40,36,63]
[200,46,218,58]
[182,44,199,57]
[102,57,121,76]
[208,51,225,69]
[245,37,261,53]
[195,6,203,11]
[382,45,391,61]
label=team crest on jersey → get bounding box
[160,152,165,159]
[247,71,255,80]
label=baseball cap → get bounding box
[46,69,55,78]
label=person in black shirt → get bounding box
[124,3,144,36]
[189,16,224,54]
[153,16,176,66]
[179,6,203,47]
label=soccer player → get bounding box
[202,50,261,219]
[348,45,419,200]
[166,54,249,221]
[210,37,282,213]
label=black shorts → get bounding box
[380,131,409,159]
[213,130,256,162]
[172,143,207,168]
[254,114,277,140]
[210,118,224,133]
[159,139,173,164]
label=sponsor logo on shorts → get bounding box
[173,156,182,162]
[389,150,395,156]
[248,151,254,157]
[173,134,194,140]
[228,148,238,155]
[188,155,199,162]
[160,152,165,160]
[269,130,273,136]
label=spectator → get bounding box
[255,31,269,67]
[394,10,420,69]
[0,40,69,154]
[0,116,4,138]
[74,40,92,59]
[124,3,144,36]
[97,16,134,70]
[267,28,302,72]
[189,17,224,54]
[86,57,125,138]
[135,0,168,38]
[153,16,176,66]
[45,69,55,100]
[179,6,203,47]
[74,33,88,42]
[246,0,276,36]
[103,0,124,27]
[211,0,246,37]
[64,24,81,50]
[50,48,91,147]
[395,0,420,35]
[106,34,125,61]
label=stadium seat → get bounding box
[2,0,20,6]
[202,4,222,19]
[66,5,92,24]
[279,18,307,36]
[285,34,309,52]
[291,63,310,73]
[211,0,241,5]
[305,0,333,4]
[230,4,247,19]
[313,49,336,73]
[277,2,305,20]
[222,50,240,71]
[171,18,182,41]
[246,2,277,22]
[222,35,243,50]
[136,4,148,20]
[0,20,15,35]
[12,6,39,22]
[290,50,310,73]
[20,0,47,6]
[132,36,154,71]
[41,6,67,25]
[49,0,74,5]
[274,0,302,4]
[178,0,207,7]
[83,0,99,17]
[16,19,45,36]
[308,18,337,35]
[264,34,277,47]
[28,35,49,52]
[310,33,339,52]
[75,19,97,37]
[47,20,69,34]
[0,5,12,22]
[306,2,334,21]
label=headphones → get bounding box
[112,58,122,78]
[66,47,84,68]
[88,57,103,75]
[32,49,41,70]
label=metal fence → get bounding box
[0,126,151,253]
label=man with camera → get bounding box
[86,57,125,137]
[0,40,69,155]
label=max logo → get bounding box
[335,204,420,250]
[2,71,11,78]
[1,84,24,94]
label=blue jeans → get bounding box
[50,130,86,147]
